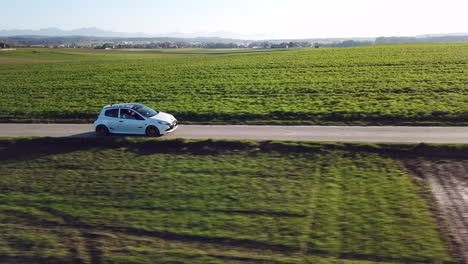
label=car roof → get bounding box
[103,103,143,109]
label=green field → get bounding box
[0,43,467,125]
[120,48,291,54]
[0,138,458,263]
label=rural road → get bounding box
[0,124,467,143]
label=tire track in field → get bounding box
[405,159,468,264]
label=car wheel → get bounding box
[146,126,161,137]
[95,125,109,136]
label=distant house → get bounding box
[254,43,289,49]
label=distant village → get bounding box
[93,41,318,49]
[0,35,377,50]
[0,40,318,50]
[2,34,467,50]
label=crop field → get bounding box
[0,138,461,264]
[0,43,467,125]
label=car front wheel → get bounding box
[146,126,161,137]
[95,125,109,136]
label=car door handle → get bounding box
[119,120,124,122]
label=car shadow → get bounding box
[1,134,151,165]
[66,132,148,138]
[66,131,96,138]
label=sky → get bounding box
[2,0,468,39]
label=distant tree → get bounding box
[317,40,374,48]
[375,37,416,45]
[281,42,312,48]
[203,42,239,49]
[375,35,468,45]
[338,40,361,47]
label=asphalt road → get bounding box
[0,124,467,143]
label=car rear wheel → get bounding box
[95,125,109,136]
[146,126,161,137]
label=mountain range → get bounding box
[0,27,268,40]
[0,27,151,38]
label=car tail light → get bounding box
[95,115,99,121]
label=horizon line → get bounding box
[1,27,468,41]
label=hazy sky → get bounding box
[2,0,467,38]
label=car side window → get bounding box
[121,109,144,120]
[104,109,119,118]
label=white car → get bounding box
[94,103,178,137]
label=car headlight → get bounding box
[157,120,170,125]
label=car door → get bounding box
[103,108,121,133]
[118,108,146,134]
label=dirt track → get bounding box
[405,159,468,263]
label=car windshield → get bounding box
[133,105,158,117]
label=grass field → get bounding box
[0,43,467,125]
[0,138,460,264]
[119,48,291,54]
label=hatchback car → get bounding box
[94,103,178,137]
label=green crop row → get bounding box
[0,43,467,125]
[0,138,455,263]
